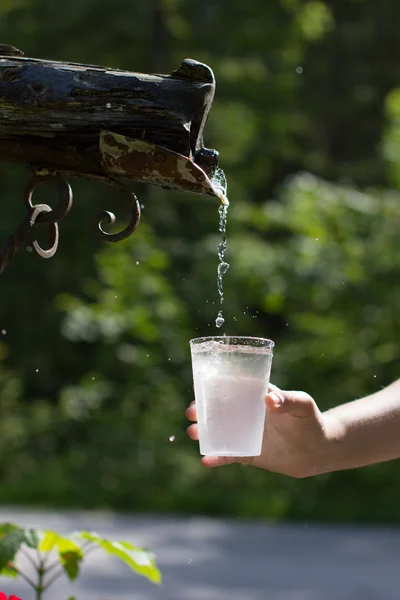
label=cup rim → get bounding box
[189,335,274,347]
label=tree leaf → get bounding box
[79,532,161,584]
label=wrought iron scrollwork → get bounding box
[0,203,58,274]
[0,173,141,275]
[25,173,73,226]
[93,182,141,243]
[0,173,71,274]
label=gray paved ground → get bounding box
[0,508,398,600]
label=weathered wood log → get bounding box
[0,48,224,198]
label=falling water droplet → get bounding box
[115,296,118,299]
[373,374,377,378]
[136,261,139,265]
[315,238,319,241]
[141,204,145,209]
[26,246,33,253]
[92,377,95,380]
[296,66,303,74]
[1,329,6,335]
[118,106,123,112]
[106,102,112,109]
[188,558,193,564]
[216,311,225,328]
[169,435,175,442]
[36,369,39,373]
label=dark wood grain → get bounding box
[0,52,219,192]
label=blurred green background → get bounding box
[0,0,399,523]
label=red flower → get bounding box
[0,593,21,600]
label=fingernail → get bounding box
[269,392,282,407]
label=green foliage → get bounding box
[39,532,83,581]
[0,0,399,525]
[0,523,160,600]
[80,532,160,584]
[0,526,26,572]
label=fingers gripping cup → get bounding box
[190,336,274,456]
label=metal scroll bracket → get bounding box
[0,171,141,275]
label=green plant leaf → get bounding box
[79,532,161,584]
[23,528,42,549]
[0,523,43,577]
[39,531,78,553]
[1,563,19,579]
[39,531,83,581]
[0,523,22,537]
[39,531,58,552]
[0,528,25,571]
[59,549,82,581]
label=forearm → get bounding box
[321,379,400,473]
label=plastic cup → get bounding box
[189,336,274,456]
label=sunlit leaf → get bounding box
[1,563,19,579]
[39,531,83,581]
[39,531,58,552]
[79,532,161,584]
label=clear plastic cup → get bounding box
[189,336,274,456]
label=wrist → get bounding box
[315,411,347,475]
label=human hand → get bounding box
[186,384,339,478]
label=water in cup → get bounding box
[190,337,274,456]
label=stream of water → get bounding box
[209,168,230,329]
[215,197,229,328]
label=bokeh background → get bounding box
[0,0,399,524]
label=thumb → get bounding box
[266,385,317,418]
